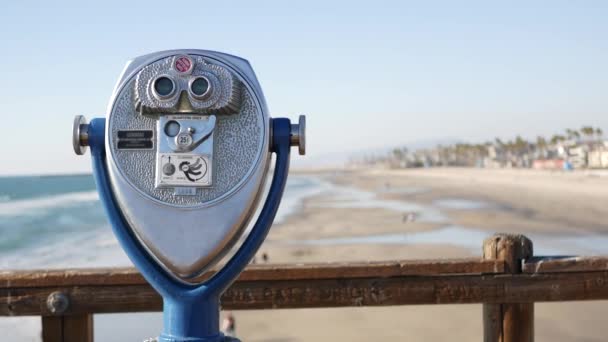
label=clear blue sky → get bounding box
[0,1,606,175]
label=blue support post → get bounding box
[88,117,292,342]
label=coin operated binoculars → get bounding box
[72,50,306,342]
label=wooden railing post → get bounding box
[42,314,94,342]
[483,233,534,342]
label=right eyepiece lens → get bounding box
[164,120,180,137]
[190,77,210,96]
[154,77,174,97]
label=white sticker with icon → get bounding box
[156,153,212,188]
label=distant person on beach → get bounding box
[262,252,269,263]
[402,212,416,223]
[222,312,236,337]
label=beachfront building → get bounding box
[588,142,608,169]
[364,128,608,170]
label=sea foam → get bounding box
[0,191,99,216]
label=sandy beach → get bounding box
[14,167,607,341]
[225,167,608,342]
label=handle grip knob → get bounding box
[290,115,306,155]
[72,115,89,155]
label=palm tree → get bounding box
[536,136,547,149]
[566,128,580,141]
[514,135,528,155]
[581,126,595,140]
[550,135,566,145]
[535,136,547,158]
[565,129,575,140]
[391,148,404,161]
[596,127,604,141]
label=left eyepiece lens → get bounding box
[154,77,174,97]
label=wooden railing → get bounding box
[2,233,608,342]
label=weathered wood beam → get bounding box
[0,258,504,288]
[524,256,608,274]
[2,270,608,316]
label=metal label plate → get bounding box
[117,130,154,150]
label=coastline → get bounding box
[231,167,608,342]
[5,167,608,341]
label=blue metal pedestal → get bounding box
[88,117,293,341]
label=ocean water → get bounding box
[0,175,106,268]
[0,174,324,270]
[3,172,608,276]
[0,173,329,341]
